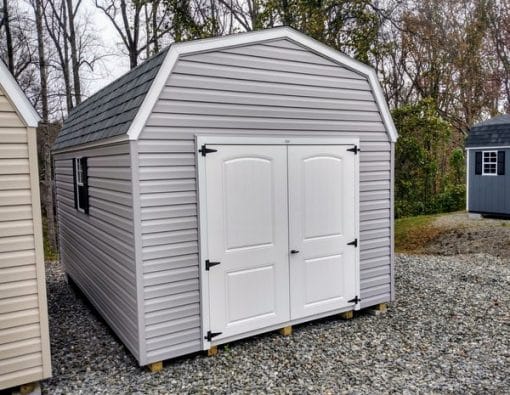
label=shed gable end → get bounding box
[142,38,387,137]
[0,85,50,389]
[134,37,393,364]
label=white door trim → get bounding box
[196,135,360,350]
[197,135,359,146]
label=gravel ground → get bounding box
[423,212,510,257]
[42,252,510,394]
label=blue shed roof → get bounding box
[466,114,510,147]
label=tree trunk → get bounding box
[35,0,57,253]
[144,3,150,58]
[40,124,57,254]
[120,0,139,68]
[3,0,14,73]
[34,0,49,121]
[152,0,159,53]
[66,0,81,105]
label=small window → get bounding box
[73,157,89,214]
[482,151,498,175]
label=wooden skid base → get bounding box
[148,361,163,373]
[369,303,388,316]
[279,326,292,336]
[340,310,354,320]
[18,382,40,395]
[207,346,218,356]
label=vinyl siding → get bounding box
[53,141,140,360]
[0,88,51,389]
[136,38,392,364]
[468,148,510,214]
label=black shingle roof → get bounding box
[466,114,510,147]
[53,48,169,150]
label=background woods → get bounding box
[1,0,510,252]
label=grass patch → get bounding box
[395,213,444,253]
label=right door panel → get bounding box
[288,145,358,319]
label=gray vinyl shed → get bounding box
[53,27,398,368]
[466,114,510,216]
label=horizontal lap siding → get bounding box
[53,142,140,359]
[138,38,392,363]
[0,89,48,389]
[468,149,510,214]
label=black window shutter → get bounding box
[72,158,78,209]
[82,157,90,214]
[475,152,482,175]
[498,151,505,175]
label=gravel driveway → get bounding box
[42,253,510,394]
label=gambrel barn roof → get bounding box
[466,114,510,148]
[0,60,40,127]
[54,27,398,151]
[53,49,168,150]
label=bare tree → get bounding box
[1,0,14,72]
[487,0,510,112]
[44,0,73,111]
[65,0,82,104]
[95,0,143,68]
[33,0,58,251]
[33,0,49,121]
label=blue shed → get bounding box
[466,114,510,216]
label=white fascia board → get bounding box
[127,26,398,142]
[466,146,510,150]
[0,61,41,127]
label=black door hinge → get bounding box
[348,295,361,304]
[347,238,358,247]
[205,330,222,342]
[205,259,221,271]
[347,145,360,154]
[199,144,218,157]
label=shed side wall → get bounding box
[468,148,510,214]
[53,141,140,360]
[137,38,393,363]
[0,88,51,389]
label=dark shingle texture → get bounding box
[53,48,169,150]
[466,114,510,147]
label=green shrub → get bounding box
[393,99,465,218]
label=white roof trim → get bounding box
[0,61,40,127]
[466,146,510,150]
[127,26,398,142]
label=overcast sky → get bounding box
[80,0,131,96]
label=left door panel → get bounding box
[204,145,290,342]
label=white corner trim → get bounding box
[126,27,398,143]
[0,61,40,127]
[466,149,469,211]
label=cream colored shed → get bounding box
[0,62,51,389]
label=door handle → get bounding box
[290,249,300,254]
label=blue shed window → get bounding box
[482,151,497,175]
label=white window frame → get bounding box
[75,157,86,212]
[482,151,498,176]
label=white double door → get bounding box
[203,143,358,342]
